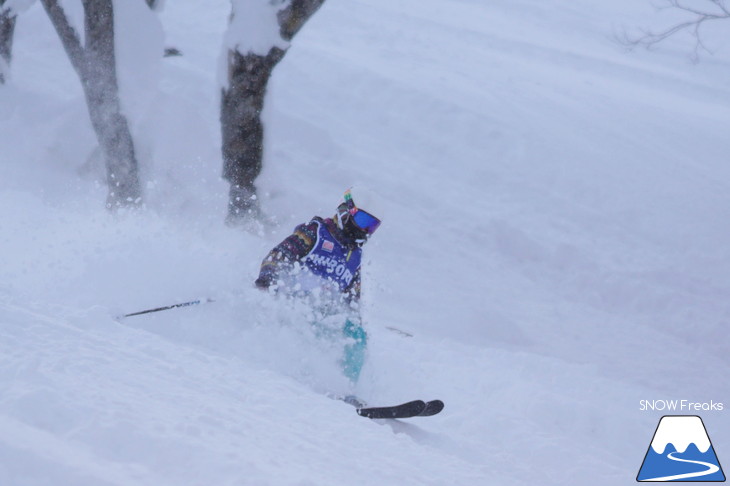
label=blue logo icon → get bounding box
[637,415,725,482]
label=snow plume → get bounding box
[225,0,290,56]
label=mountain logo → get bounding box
[637,415,725,482]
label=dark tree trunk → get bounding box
[40,0,141,209]
[221,47,284,222]
[0,1,16,84]
[81,0,140,208]
[221,0,325,225]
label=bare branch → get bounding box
[39,0,85,75]
[620,0,729,61]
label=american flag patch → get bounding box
[322,240,335,252]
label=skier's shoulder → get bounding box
[301,216,341,235]
[285,217,323,250]
[293,216,323,235]
[308,216,326,227]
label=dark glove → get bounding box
[255,275,272,290]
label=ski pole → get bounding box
[385,326,413,337]
[119,298,215,319]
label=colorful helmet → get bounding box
[337,185,382,238]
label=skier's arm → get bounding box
[255,221,318,289]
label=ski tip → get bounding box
[420,399,445,417]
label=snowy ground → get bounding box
[1,0,730,484]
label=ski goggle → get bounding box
[344,190,381,235]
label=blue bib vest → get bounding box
[303,219,361,293]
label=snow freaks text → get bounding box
[640,400,724,412]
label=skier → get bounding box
[254,187,382,385]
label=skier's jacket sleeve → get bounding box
[255,221,318,289]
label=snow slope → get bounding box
[1,0,729,484]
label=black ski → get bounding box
[356,399,444,419]
[357,400,426,419]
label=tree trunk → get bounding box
[0,1,16,84]
[221,0,326,225]
[82,0,140,208]
[40,0,141,209]
[221,47,284,222]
